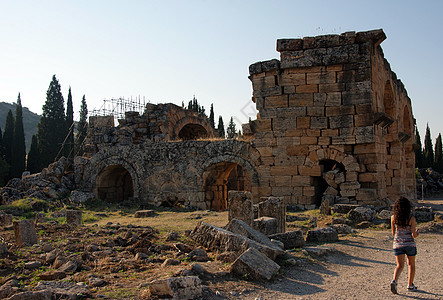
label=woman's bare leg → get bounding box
[394,254,405,281]
[407,255,416,286]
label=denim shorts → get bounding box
[394,245,417,256]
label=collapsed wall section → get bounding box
[248,29,416,207]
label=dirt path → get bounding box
[227,198,443,300]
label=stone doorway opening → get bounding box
[95,164,134,203]
[313,159,346,206]
[178,124,208,140]
[203,163,251,211]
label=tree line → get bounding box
[183,96,239,139]
[0,75,88,186]
[415,124,443,173]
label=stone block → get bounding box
[65,210,82,226]
[0,243,8,255]
[265,95,288,108]
[231,247,280,281]
[268,230,305,249]
[280,73,306,86]
[325,92,342,106]
[329,115,354,128]
[253,217,278,236]
[318,82,346,93]
[307,72,336,85]
[307,106,325,117]
[191,221,284,260]
[258,197,286,234]
[289,93,313,107]
[13,219,38,247]
[310,117,328,129]
[332,204,359,214]
[226,219,282,252]
[134,210,157,218]
[306,227,338,243]
[296,84,318,93]
[342,91,372,105]
[348,206,376,222]
[228,191,254,226]
[146,276,202,300]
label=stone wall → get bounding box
[247,29,416,207]
[72,29,416,210]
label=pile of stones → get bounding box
[416,168,443,197]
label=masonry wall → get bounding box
[248,29,416,207]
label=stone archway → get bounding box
[202,162,251,211]
[94,164,134,203]
[178,124,208,140]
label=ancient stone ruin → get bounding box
[0,29,416,212]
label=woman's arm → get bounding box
[391,215,396,237]
[410,216,419,238]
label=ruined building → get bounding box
[74,29,416,210]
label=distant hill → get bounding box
[0,102,41,152]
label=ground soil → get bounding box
[0,197,442,299]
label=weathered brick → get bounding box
[313,93,327,106]
[318,83,346,93]
[321,129,339,136]
[280,73,306,86]
[329,115,354,128]
[296,117,310,129]
[250,119,272,133]
[306,72,336,85]
[265,95,288,108]
[289,93,313,107]
[270,166,299,176]
[296,84,318,93]
[310,117,328,129]
[299,165,322,176]
[325,92,342,106]
[286,145,309,156]
[300,136,317,145]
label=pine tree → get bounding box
[37,75,66,169]
[414,127,424,168]
[11,93,26,178]
[65,87,74,158]
[27,135,40,174]
[217,116,225,138]
[75,95,88,155]
[227,117,237,139]
[423,123,434,168]
[434,133,443,173]
[3,109,14,178]
[209,104,215,129]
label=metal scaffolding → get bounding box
[91,97,148,120]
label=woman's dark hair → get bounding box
[393,197,412,227]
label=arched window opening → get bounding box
[178,124,208,140]
[95,165,134,203]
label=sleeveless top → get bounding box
[393,224,416,249]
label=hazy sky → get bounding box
[1,0,442,138]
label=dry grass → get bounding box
[89,209,229,232]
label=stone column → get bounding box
[228,191,253,226]
[258,197,286,233]
[13,219,38,247]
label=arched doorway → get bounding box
[203,162,251,211]
[178,124,208,140]
[95,164,134,203]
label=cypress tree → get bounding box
[414,127,424,168]
[217,116,225,138]
[65,87,74,158]
[75,95,88,155]
[0,126,7,186]
[423,123,434,168]
[37,75,66,169]
[434,133,443,173]
[27,135,40,174]
[0,126,4,158]
[227,117,237,139]
[209,104,215,129]
[3,110,14,175]
[11,93,26,178]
